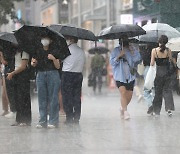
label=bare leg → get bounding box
[126,90,133,105]
[119,86,128,111]
[58,90,65,115]
[1,78,9,115]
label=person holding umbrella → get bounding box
[90,51,106,93]
[0,51,10,116]
[110,35,141,120]
[61,36,85,124]
[0,33,18,118]
[14,25,70,128]
[31,36,61,128]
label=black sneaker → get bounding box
[147,106,153,114]
[11,122,20,126]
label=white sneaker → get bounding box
[36,124,43,129]
[119,108,124,119]
[47,124,56,129]
[4,112,16,119]
[124,111,130,120]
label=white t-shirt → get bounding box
[62,43,85,73]
[15,51,29,70]
[177,52,180,69]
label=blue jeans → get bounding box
[36,70,60,126]
[143,66,154,107]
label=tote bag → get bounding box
[144,64,156,90]
[177,52,180,69]
[137,62,145,76]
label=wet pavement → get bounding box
[0,80,180,154]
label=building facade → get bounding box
[133,0,180,28]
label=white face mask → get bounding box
[41,39,50,46]
[66,40,71,46]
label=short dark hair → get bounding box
[65,35,78,43]
[73,37,78,43]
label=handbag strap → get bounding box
[122,57,132,69]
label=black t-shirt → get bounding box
[35,48,60,72]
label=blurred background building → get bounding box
[133,0,180,27]
[1,0,180,48]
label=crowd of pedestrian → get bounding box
[0,34,85,128]
[1,24,180,127]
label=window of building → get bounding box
[81,0,91,12]
[72,0,78,16]
[94,0,106,8]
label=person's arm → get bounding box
[110,47,123,67]
[168,49,172,60]
[150,49,156,66]
[0,52,8,65]
[131,49,141,65]
[116,50,125,61]
[48,54,60,69]
[31,58,38,67]
[7,59,28,80]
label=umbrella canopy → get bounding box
[97,24,146,40]
[0,32,18,50]
[88,47,109,54]
[138,23,180,43]
[166,37,180,51]
[14,25,70,60]
[49,24,97,41]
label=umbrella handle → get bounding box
[95,41,97,47]
[121,39,123,50]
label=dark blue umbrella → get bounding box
[97,24,146,40]
[14,25,70,60]
[0,32,18,50]
[49,24,97,41]
[88,47,109,54]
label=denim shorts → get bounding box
[116,80,135,91]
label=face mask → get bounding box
[66,40,71,45]
[41,39,50,46]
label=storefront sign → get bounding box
[122,0,133,10]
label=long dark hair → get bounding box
[158,35,168,53]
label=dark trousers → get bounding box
[14,72,31,124]
[61,72,83,122]
[153,75,174,114]
[92,68,102,92]
[5,78,16,112]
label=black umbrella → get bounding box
[49,24,97,41]
[88,47,109,54]
[0,32,18,50]
[14,25,70,60]
[97,24,146,40]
